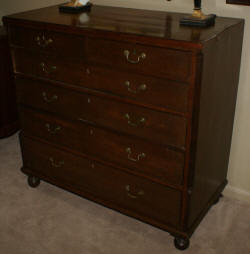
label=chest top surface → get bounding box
[3,5,243,47]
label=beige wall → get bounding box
[0,0,249,201]
[0,0,64,23]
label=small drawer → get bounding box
[9,26,86,58]
[87,38,192,82]
[21,136,182,227]
[16,78,187,149]
[19,107,185,186]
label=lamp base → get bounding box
[59,2,92,13]
[180,14,216,27]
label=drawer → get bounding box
[16,78,187,149]
[13,49,189,113]
[13,49,83,85]
[9,26,86,58]
[87,38,192,82]
[19,107,185,186]
[21,136,181,227]
[78,65,189,113]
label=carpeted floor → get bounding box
[0,134,250,254]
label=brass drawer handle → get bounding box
[124,50,146,64]
[42,92,58,103]
[49,157,64,168]
[124,113,146,127]
[125,81,147,94]
[125,185,144,199]
[36,35,53,48]
[125,147,146,162]
[45,123,61,134]
[40,62,57,74]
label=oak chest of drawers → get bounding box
[3,5,244,250]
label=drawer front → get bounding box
[13,49,189,113]
[16,78,187,149]
[13,49,83,85]
[78,65,189,113]
[21,136,181,227]
[88,38,192,82]
[19,107,184,186]
[9,26,86,58]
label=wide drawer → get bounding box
[87,38,192,82]
[77,65,190,113]
[21,136,182,227]
[9,26,86,58]
[19,107,185,186]
[13,48,189,113]
[16,78,187,149]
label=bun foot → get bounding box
[174,237,190,250]
[28,175,40,188]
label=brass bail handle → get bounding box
[45,123,61,134]
[124,113,146,127]
[49,157,64,168]
[125,185,144,199]
[124,81,147,94]
[40,62,57,74]
[36,34,53,48]
[125,147,146,162]
[42,92,58,103]
[124,49,146,64]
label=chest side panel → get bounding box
[187,21,244,232]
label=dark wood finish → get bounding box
[2,5,242,49]
[13,49,190,113]
[227,0,250,5]
[9,26,86,58]
[21,135,182,228]
[13,48,83,85]
[187,19,245,233]
[16,78,187,149]
[0,27,19,138]
[19,106,185,187]
[3,5,244,249]
[87,38,192,81]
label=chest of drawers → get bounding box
[3,5,244,250]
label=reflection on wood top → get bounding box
[3,5,244,45]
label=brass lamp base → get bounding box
[180,9,216,27]
[59,2,92,13]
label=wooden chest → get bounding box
[3,5,244,250]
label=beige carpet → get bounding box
[0,134,250,254]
